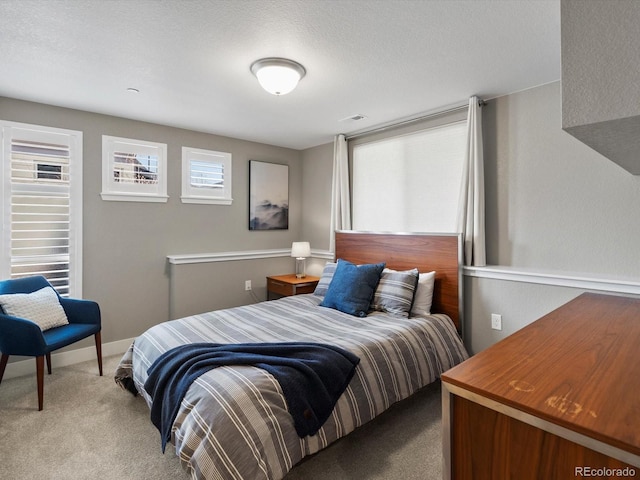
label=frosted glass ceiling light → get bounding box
[250,58,306,96]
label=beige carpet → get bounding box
[0,355,443,480]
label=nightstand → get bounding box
[266,274,320,300]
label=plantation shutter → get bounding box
[190,160,224,189]
[1,122,82,297]
[112,150,159,186]
[181,147,233,205]
[101,135,167,202]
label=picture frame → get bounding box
[249,160,289,230]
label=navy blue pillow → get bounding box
[320,259,385,317]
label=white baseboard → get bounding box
[2,337,135,380]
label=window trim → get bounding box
[0,120,83,297]
[101,135,168,203]
[181,146,233,205]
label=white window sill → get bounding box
[100,192,169,203]
[180,196,232,205]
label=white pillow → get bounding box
[410,271,436,317]
[0,286,69,331]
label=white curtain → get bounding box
[329,134,351,252]
[457,96,486,266]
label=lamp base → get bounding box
[295,258,306,278]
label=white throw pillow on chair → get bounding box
[0,286,69,331]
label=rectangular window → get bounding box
[181,146,232,205]
[1,121,83,297]
[37,163,63,180]
[101,135,168,202]
[352,120,467,233]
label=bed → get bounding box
[115,231,469,480]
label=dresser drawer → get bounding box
[267,278,295,296]
[266,274,320,299]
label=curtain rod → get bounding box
[344,98,485,141]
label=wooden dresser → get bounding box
[441,293,640,479]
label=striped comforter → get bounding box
[115,294,468,480]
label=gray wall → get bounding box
[484,81,640,276]
[561,0,640,127]
[4,79,640,359]
[301,142,333,253]
[560,0,640,174]
[300,81,640,354]
[0,96,303,352]
[470,81,640,352]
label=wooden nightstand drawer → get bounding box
[266,274,320,299]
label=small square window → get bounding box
[181,147,232,205]
[101,136,168,202]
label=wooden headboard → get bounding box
[334,231,463,332]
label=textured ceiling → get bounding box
[0,0,561,150]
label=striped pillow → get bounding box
[313,262,337,296]
[371,268,419,317]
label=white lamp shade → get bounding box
[291,241,311,258]
[251,58,306,96]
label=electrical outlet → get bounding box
[245,280,252,291]
[491,313,502,331]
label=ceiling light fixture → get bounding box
[250,57,306,96]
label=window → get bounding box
[0,121,83,297]
[181,146,232,205]
[37,163,62,180]
[101,135,168,202]
[352,120,467,233]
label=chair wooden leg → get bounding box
[95,331,103,376]
[0,353,9,384]
[46,352,52,375]
[36,356,44,411]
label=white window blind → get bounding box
[1,122,83,296]
[352,120,467,233]
[101,135,168,202]
[113,150,158,185]
[181,147,232,205]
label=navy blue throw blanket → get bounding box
[144,342,360,452]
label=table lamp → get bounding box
[291,241,311,278]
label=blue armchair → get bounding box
[0,276,102,410]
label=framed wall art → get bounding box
[249,160,289,230]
